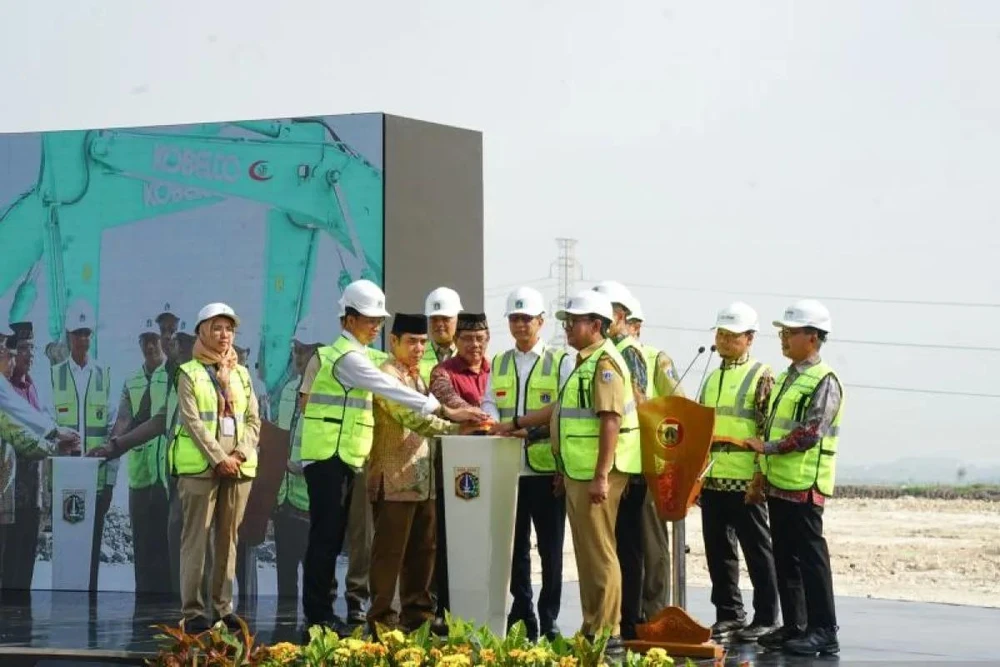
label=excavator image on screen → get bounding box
[0,117,383,406]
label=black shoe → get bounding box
[784,626,840,656]
[346,608,367,627]
[542,624,561,642]
[220,614,246,634]
[604,635,626,664]
[758,625,805,650]
[429,616,449,637]
[305,616,351,637]
[734,621,779,642]
[710,618,747,639]
[507,614,540,642]
[183,615,212,635]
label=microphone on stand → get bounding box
[667,346,707,397]
[695,345,718,397]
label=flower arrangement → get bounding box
[146,614,687,667]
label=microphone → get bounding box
[695,345,718,396]
[668,345,707,397]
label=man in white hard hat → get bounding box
[298,279,486,636]
[590,280,654,640]
[482,287,574,642]
[697,302,780,642]
[272,316,323,619]
[492,289,637,661]
[51,298,118,592]
[112,319,171,596]
[622,295,684,621]
[420,287,463,383]
[744,299,844,656]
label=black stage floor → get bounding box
[1,579,998,666]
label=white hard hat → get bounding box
[626,297,645,322]
[772,299,832,333]
[424,287,464,318]
[340,279,390,318]
[65,299,96,332]
[556,290,614,322]
[591,280,634,314]
[713,302,759,334]
[195,302,241,332]
[293,316,324,345]
[504,287,546,317]
[140,317,160,336]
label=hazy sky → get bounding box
[1,1,998,468]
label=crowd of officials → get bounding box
[0,278,844,660]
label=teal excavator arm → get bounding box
[0,119,384,400]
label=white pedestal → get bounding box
[50,456,102,591]
[440,436,522,636]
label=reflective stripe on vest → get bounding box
[168,361,256,477]
[558,339,641,480]
[300,336,375,468]
[764,362,844,496]
[125,365,169,489]
[276,377,309,511]
[52,361,115,487]
[491,346,565,473]
[700,360,768,481]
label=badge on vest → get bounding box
[62,489,86,524]
[95,409,104,421]
[454,466,480,500]
[222,417,236,437]
[540,393,552,404]
[601,370,614,382]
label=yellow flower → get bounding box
[479,648,496,663]
[558,657,579,667]
[334,646,352,662]
[344,638,367,652]
[396,647,426,663]
[438,654,472,667]
[642,648,673,666]
[430,648,443,660]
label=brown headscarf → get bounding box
[193,317,239,416]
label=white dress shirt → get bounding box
[0,375,56,437]
[482,340,575,422]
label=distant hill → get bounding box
[838,457,1000,485]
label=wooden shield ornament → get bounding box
[638,396,715,522]
[238,419,291,545]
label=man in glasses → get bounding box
[744,299,844,657]
[482,287,574,642]
[297,280,486,637]
[492,289,636,662]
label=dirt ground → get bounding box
[533,496,1000,608]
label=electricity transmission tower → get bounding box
[550,238,582,347]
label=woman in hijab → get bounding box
[169,302,261,634]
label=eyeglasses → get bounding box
[561,316,594,330]
[778,328,809,339]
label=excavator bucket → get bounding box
[638,396,715,522]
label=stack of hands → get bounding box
[52,427,81,455]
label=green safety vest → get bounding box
[51,361,115,487]
[418,343,453,386]
[699,360,769,481]
[368,347,389,368]
[641,344,662,398]
[275,377,309,511]
[491,346,566,473]
[168,361,256,477]
[300,336,375,468]
[615,336,649,395]
[558,339,641,481]
[764,362,844,496]
[125,365,169,489]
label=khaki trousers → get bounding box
[564,471,628,637]
[367,498,436,629]
[177,475,252,620]
[641,488,671,617]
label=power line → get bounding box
[612,281,1000,309]
[484,277,555,294]
[844,384,1000,399]
[641,323,1000,353]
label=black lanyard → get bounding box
[201,364,234,416]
